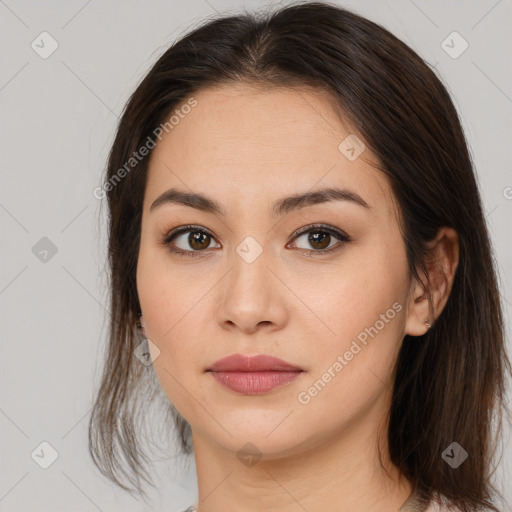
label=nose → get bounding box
[215,247,289,335]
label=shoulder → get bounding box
[424,496,495,512]
[424,501,461,512]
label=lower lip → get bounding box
[209,371,303,394]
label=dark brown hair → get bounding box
[89,2,512,510]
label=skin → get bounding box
[136,83,459,512]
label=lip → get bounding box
[207,354,304,395]
[208,353,302,372]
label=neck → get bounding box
[191,404,413,512]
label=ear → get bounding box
[404,226,459,336]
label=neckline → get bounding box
[188,489,428,512]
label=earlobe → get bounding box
[404,280,432,336]
[404,227,459,337]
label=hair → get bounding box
[88,1,512,510]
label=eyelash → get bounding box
[159,223,351,259]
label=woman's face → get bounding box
[137,83,417,457]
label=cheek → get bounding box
[137,250,218,388]
[304,242,408,348]
[295,265,407,429]
[296,241,409,418]
[139,267,208,416]
[137,239,205,336]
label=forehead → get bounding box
[145,83,396,218]
[159,83,354,158]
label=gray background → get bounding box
[1,0,511,511]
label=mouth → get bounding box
[207,353,304,395]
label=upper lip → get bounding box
[208,354,303,372]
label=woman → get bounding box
[88,2,511,511]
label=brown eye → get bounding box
[162,225,221,256]
[307,231,331,250]
[162,223,350,259]
[188,231,212,250]
[289,224,351,255]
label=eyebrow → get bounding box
[149,186,370,216]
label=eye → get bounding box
[160,225,220,258]
[288,224,351,256]
[160,223,351,259]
